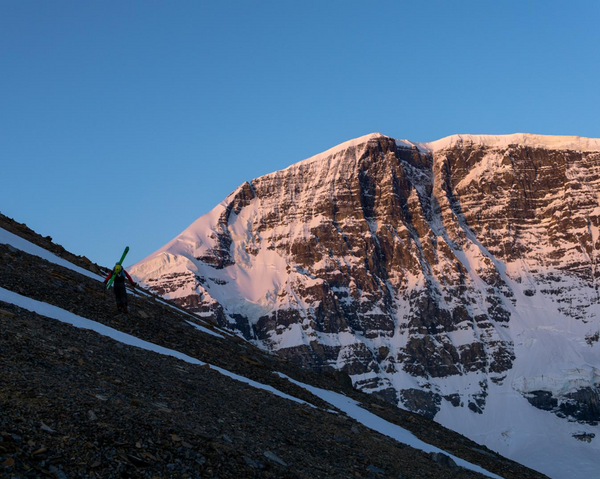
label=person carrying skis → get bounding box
[104,263,136,313]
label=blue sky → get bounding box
[1,1,599,267]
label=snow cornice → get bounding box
[416,133,600,153]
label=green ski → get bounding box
[106,246,130,290]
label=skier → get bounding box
[104,263,136,313]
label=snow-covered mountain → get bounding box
[130,132,600,478]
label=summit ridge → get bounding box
[275,132,600,175]
[418,132,600,152]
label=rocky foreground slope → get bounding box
[130,133,600,478]
[0,213,546,478]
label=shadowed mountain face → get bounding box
[130,133,600,473]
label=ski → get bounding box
[106,246,130,290]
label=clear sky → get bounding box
[1,1,599,267]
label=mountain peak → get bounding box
[130,131,600,478]
[288,132,391,170]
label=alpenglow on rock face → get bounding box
[131,133,600,475]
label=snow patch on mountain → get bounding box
[434,268,600,478]
[277,372,503,479]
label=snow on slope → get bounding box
[0,225,231,337]
[125,192,229,276]
[0,227,103,281]
[418,197,600,478]
[185,319,225,339]
[277,373,503,479]
[0,286,502,479]
[434,267,600,479]
[0,286,314,408]
[129,193,302,321]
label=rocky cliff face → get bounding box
[130,133,600,476]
